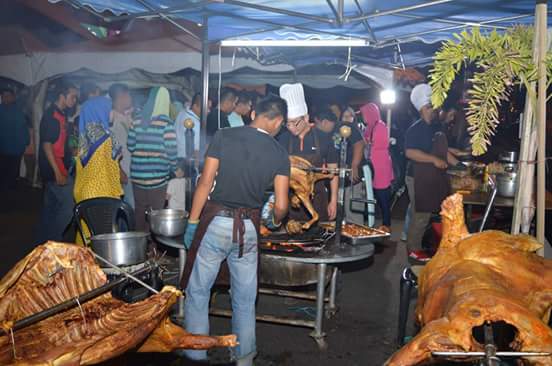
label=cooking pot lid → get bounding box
[91,231,149,240]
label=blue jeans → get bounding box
[184,216,258,364]
[35,176,75,244]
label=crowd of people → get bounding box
[0,79,470,265]
[0,80,400,244]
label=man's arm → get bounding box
[42,142,66,185]
[272,174,289,224]
[406,148,447,169]
[327,163,338,220]
[188,156,219,221]
[350,140,365,183]
[446,151,459,166]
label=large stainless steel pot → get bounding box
[90,231,148,266]
[498,151,518,163]
[148,209,188,237]
[496,172,517,198]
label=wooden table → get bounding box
[454,190,552,228]
[458,190,552,209]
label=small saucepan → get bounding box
[147,208,188,237]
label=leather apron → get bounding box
[180,200,261,289]
[288,129,329,222]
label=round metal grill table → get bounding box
[154,233,374,349]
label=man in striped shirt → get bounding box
[128,87,177,231]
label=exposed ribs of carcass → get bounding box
[289,155,333,232]
[0,242,237,365]
[386,194,552,366]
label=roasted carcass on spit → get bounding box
[288,155,333,233]
[0,242,237,365]
[386,194,552,366]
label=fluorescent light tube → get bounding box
[220,39,369,47]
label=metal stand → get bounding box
[210,263,337,350]
[334,125,351,246]
[310,262,328,350]
[177,247,187,318]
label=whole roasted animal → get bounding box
[386,194,552,366]
[0,242,237,365]
[287,155,334,234]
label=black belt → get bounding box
[215,209,251,220]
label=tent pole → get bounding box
[536,0,547,244]
[512,4,541,236]
[200,16,209,156]
[337,0,344,25]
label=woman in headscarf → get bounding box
[361,102,393,232]
[128,87,177,231]
[74,96,123,243]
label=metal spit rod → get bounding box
[93,253,159,294]
[0,265,152,335]
[432,322,551,360]
[432,352,552,357]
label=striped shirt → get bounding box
[128,115,177,189]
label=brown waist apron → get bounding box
[414,131,451,213]
[288,129,329,222]
[180,200,261,289]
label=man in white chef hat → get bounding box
[277,83,339,222]
[404,83,459,262]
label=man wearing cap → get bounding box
[404,83,459,262]
[181,95,290,366]
[277,83,339,222]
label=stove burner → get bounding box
[103,262,162,303]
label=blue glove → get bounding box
[184,222,198,249]
[261,194,281,231]
[265,214,281,231]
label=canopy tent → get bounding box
[48,0,552,67]
[0,50,392,89]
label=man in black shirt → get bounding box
[35,82,79,244]
[314,107,367,224]
[206,87,238,140]
[182,95,290,366]
[277,83,339,221]
[404,84,459,262]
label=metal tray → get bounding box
[341,225,390,245]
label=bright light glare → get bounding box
[380,89,396,105]
[220,39,369,47]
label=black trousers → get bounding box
[0,154,22,191]
[373,187,392,227]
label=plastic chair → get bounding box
[74,197,136,244]
[397,267,418,346]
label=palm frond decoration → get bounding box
[429,26,548,155]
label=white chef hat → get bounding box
[279,83,308,119]
[410,83,432,112]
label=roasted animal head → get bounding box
[386,194,552,366]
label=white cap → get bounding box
[410,83,432,111]
[279,83,308,119]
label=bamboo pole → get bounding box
[536,0,547,244]
[511,35,538,235]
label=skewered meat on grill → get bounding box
[386,194,552,366]
[0,242,237,365]
[289,155,334,232]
